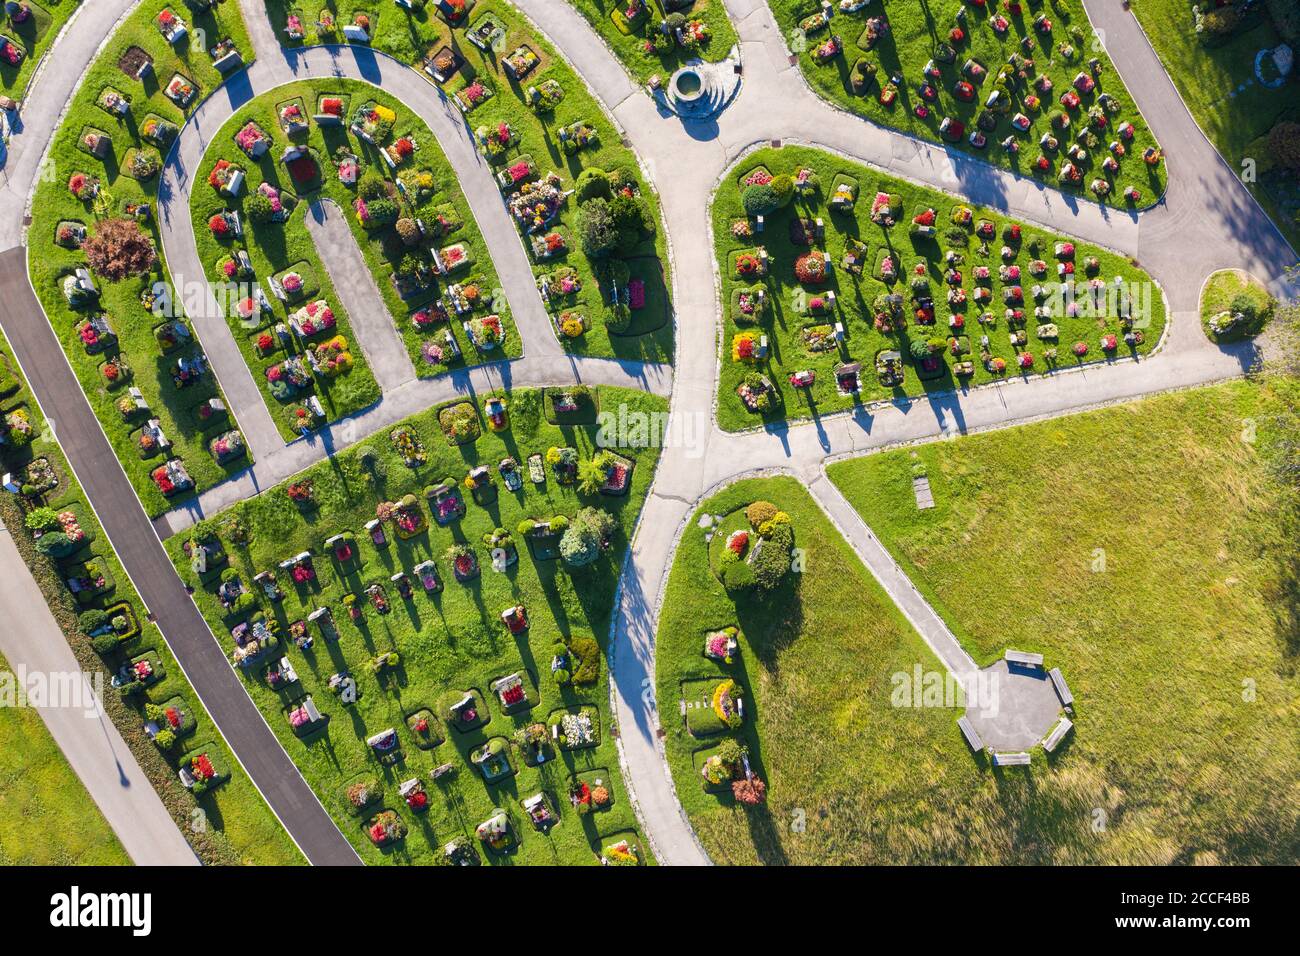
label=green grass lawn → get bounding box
[655,476,1006,865]
[188,78,519,433]
[1129,0,1299,250]
[0,329,302,866]
[564,0,738,85]
[771,0,1166,203]
[1199,267,1275,342]
[266,0,675,363]
[826,380,1300,863]
[0,0,83,99]
[166,385,665,865]
[26,1,255,517]
[266,0,444,62]
[0,651,131,865]
[713,144,1166,432]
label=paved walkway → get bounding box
[150,32,672,528]
[506,0,1298,864]
[0,0,141,250]
[303,199,418,392]
[0,520,199,866]
[0,249,359,866]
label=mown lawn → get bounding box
[0,651,130,866]
[189,78,515,432]
[714,145,1166,432]
[167,386,666,865]
[0,0,82,99]
[565,0,738,85]
[26,1,254,516]
[0,329,302,865]
[656,476,997,865]
[1129,0,1299,250]
[827,380,1300,864]
[265,0,676,363]
[771,0,1166,202]
[266,0,445,63]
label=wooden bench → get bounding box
[991,751,1031,767]
[1042,717,1073,753]
[1049,667,1074,707]
[957,716,984,752]
[1004,649,1044,668]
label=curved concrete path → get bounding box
[0,520,198,865]
[503,0,1298,864]
[152,26,672,532]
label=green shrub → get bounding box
[742,183,779,217]
[34,532,72,557]
[560,524,601,566]
[78,608,109,634]
[771,174,794,207]
[576,198,619,258]
[746,501,778,527]
[245,192,275,224]
[575,166,612,203]
[751,524,794,591]
[24,507,61,531]
[365,199,399,225]
[153,728,177,750]
[569,635,601,685]
[91,634,120,656]
[358,169,388,200]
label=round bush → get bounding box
[575,167,612,203]
[742,183,779,217]
[245,192,275,224]
[358,169,388,201]
[745,501,778,527]
[395,218,419,246]
[770,174,794,207]
[91,634,120,656]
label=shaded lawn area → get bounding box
[770,0,1167,202]
[714,145,1166,432]
[658,475,1170,865]
[266,0,445,63]
[0,331,302,866]
[564,0,738,84]
[0,649,130,865]
[189,78,516,426]
[26,1,254,516]
[828,380,1300,864]
[1129,1,1299,250]
[166,386,665,865]
[0,0,83,99]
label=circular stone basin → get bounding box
[672,68,704,101]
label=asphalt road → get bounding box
[0,247,360,865]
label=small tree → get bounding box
[245,192,275,224]
[742,183,779,217]
[82,219,157,281]
[576,198,618,259]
